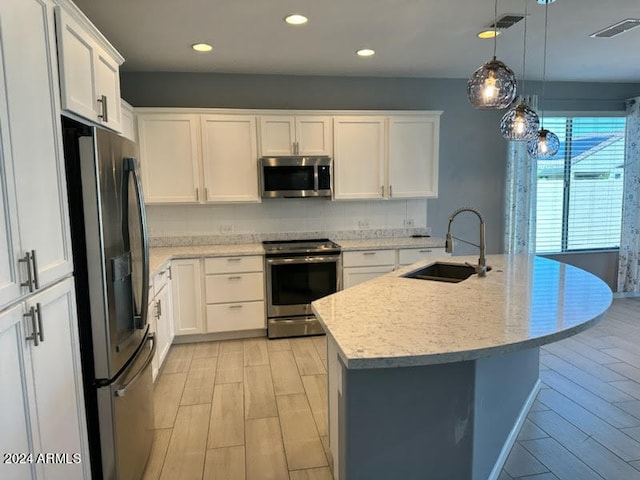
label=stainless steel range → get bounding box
[263,239,342,338]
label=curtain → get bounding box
[504,95,538,254]
[617,97,640,292]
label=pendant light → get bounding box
[527,0,560,158]
[467,0,518,109]
[500,0,539,140]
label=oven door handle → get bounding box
[266,255,341,265]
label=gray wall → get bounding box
[121,72,639,258]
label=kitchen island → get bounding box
[311,254,612,480]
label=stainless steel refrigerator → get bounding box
[62,116,154,480]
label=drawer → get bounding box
[398,247,446,266]
[205,272,264,304]
[206,301,266,333]
[204,255,263,274]
[343,249,395,268]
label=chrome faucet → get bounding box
[445,207,488,276]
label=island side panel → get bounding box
[472,347,540,480]
[341,360,476,480]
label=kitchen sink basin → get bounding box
[403,262,487,283]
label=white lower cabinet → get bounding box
[204,256,265,333]
[0,278,89,480]
[342,249,396,289]
[398,247,446,266]
[172,259,204,336]
[149,266,174,380]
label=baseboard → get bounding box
[487,379,542,480]
[171,328,266,344]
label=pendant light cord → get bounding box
[521,0,529,95]
[492,0,498,58]
[540,0,550,128]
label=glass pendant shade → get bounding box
[500,101,539,141]
[527,129,560,159]
[467,57,518,109]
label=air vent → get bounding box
[590,18,640,38]
[488,14,525,30]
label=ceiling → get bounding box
[72,0,640,83]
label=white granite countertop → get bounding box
[149,244,264,275]
[311,254,612,369]
[335,236,445,251]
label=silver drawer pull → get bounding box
[227,258,242,262]
[419,249,433,253]
[19,252,34,292]
[229,304,243,309]
[363,252,377,256]
[24,306,39,347]
[227,276,242,280]
[35,303,43,343]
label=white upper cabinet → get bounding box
[333,113,441,200]
[120,99,136,142]
[0,0,73,311]
[137,113,201,203]
[388,115,440,198]
[333,116,387,200]
[259,115,333,156]
[201,115,260,202]
[55,0,123,132]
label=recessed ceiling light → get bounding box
[477,30,500,39]
[356,49,375,57]
[191,43,213,52]
[285,14,308,25]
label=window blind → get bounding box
[535,116,626,253]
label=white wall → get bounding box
[146,199,427,238]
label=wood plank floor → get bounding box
[143,298,640,480]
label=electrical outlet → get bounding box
[404,219,415,228]
[358,220,370,229]
[219,224,233,234]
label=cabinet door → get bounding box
[171,259,203,335]
[0,304,35,480]
[333,116,387,200]
[27,279,88,480]
[343,265,395,289]
[398,247,446,266]
[388,115,440,198]
[295,116,333,156]
[55,5,97,123]
[155,283,173,367]
[201,115,260,202]
[120,100,136,142]
[3,0,73,289]
[148,296,159,381]
[258,116,296,156]
[94,45,122,132]
[137,114,201,203]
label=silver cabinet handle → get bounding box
[35,303,43,343]
[205,188,209,201]
[196,188,200,201]
[97,95,108,122]
[229,304,243,309]
[24,306,39,347]
[19,252,34,292]
[380,186,384,197]
[227,276,242,280]
[157,299,162,317]
[30,250,39,290]
[227,258,242,262]
[389,185,393,198]
[419,249,433,253]
[363,252,376,256]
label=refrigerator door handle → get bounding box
[124,157,150,330]
[115,333,155,397]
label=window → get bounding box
[535,116,626,253]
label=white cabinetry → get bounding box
[201,115,260,202]
[398,247,446,266]
[388,115,440,198]
[172,259,204,336]
[259,115,332,156]
[149,266,174,380]
[204,256,265,333]
[137,111,260,204]
[342,250,396,289]
[54,0,123,132]
[0,0,72,310]
[120,99,136,142]
[333,113,441,200]
[0,279,89,480]
[333,116,387,200]
[137,113,201,203]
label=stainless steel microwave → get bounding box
[260,156,332,198]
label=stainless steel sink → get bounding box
[403,262,490,283]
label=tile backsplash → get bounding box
[147,199,427,238]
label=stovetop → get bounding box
[262,238,341,255]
